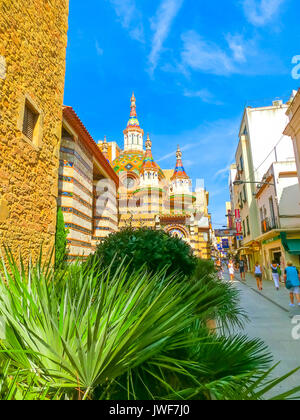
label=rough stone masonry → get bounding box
[0,0,69,262]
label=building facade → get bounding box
[58,107,119,260]
[232,100,295,270]
[100,94,211,259]
[0,0,69,261]
[284,89,300,189]
[255,161,300,278]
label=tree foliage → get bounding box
[88,227,197,278]
[54,207,68,269]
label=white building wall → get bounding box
[256,161,300,233]
[246,104,295,182]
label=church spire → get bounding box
[123,93,144,152]
[100,135,109,161]
[127,92,140,128]
[171,145,189,181]
[140,134,159,186]
[141,134,158,173]
[130,92,137,117]
[145,132,152,151]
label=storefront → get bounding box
[239,241,262,272]
[280,232,300,268]
[258,230,300,281]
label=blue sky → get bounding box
[64,0,300,227]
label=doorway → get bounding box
[272,250,281,265]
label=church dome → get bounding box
[112,150,165,180]
[112,151,145,176]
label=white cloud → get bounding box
[210,188,226,198]
[213,166,231,180]
[149,0,184,74]
[156,117,239,164]
[183,88,224,105]
[181,31,237,76]
[226,34,247,63]
[95,41,104,56]
[108,0,144,42]
[157,143,192,163]
[180,30,286,77]
[242,0,286,26]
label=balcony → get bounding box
[261,217,278,234]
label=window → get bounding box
[239,192,244,209]
[263,206,267,219]
[269,197,276,228]
[240,156,244,172]
[243,185,247,202]
[22,102,38,141]
[243,220,246,237]
[260,208,263,221]
[246,216,250,235]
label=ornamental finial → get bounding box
[102,135,108,153]
[176,144,182,159]
[145,133,152,150]
[130,92,137,117]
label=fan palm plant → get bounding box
[0,248,299,400]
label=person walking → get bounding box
[215,259,223,280]
[228,259,235,282]
[254,262,263,291]
[238,257,246,281]
[270,261,280,290]
[284,261,300,307]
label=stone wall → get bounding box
[0,0,69,263]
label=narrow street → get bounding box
[224,270,300,397]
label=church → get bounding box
[98,93,211,259]
[0,0,210,264]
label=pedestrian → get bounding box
[254,262,263,291]
[238,257,246,281]
[270,260,280,290]
[284,261,300,307]
[215,259,223,280]
[228,259,235,282]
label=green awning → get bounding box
[280,233,300,255]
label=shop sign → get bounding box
[222,239,229,249]
[262,235,280,245]
[215,229,236,237]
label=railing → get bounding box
[261,217,278,233]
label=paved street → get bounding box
[224,270,300,398]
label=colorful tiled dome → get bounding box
[112,150,165,179]
[112,151,145,176]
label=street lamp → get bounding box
[233,180,275,187]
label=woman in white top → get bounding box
[228,260,235,282]
[254,262,263,291]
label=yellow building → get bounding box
[0,0,69,261]
[100,94,211,259]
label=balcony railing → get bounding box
[261,217,278,234]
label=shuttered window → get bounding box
[22,103,38,141]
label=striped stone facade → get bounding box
[58,107,119,260]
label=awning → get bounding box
[280,233,300,255]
